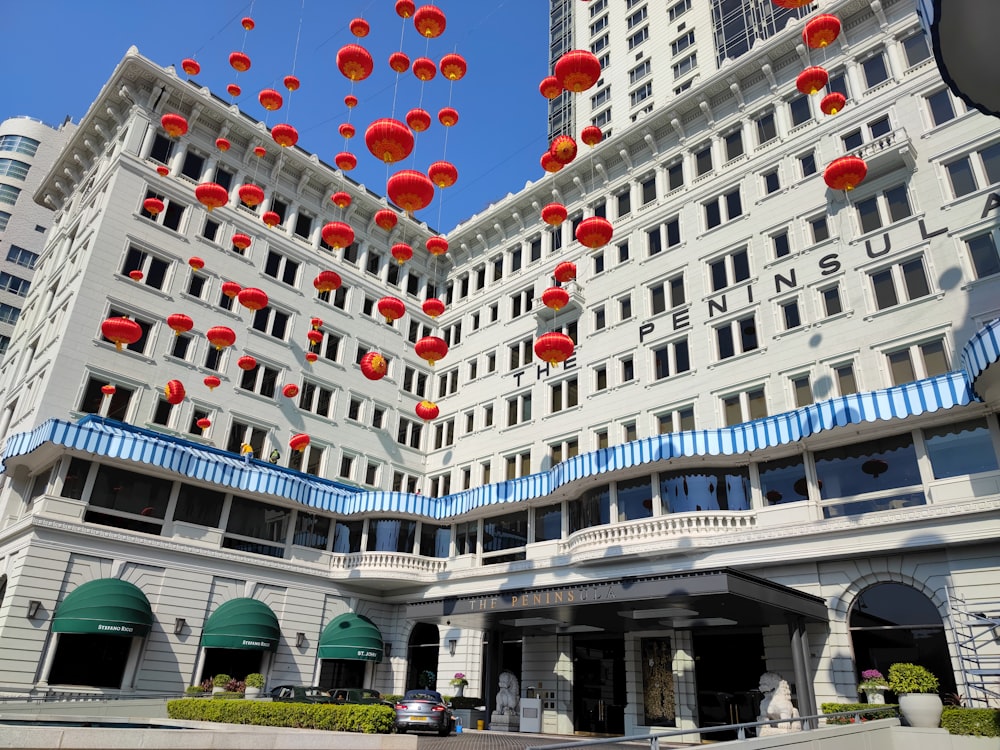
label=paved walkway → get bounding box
[416,730,686,750]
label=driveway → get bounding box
[416,730,682,750]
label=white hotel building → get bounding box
[0,0,998,738]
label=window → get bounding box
[0,211,8,231]
[789,94,811,127]
[870,257,931,310]
[437,369,459,397]
[263,250,299,286]
[594,364,608,392]
[627,6,647,28]
[722,386,767,426]
[589,0,607,15]
[703,187,743,230]
[591,33,609,54]
[251,306,290,340]
[780,299,802,330]
[169,332,193,361]
[593,305,606,331]
[397,417,423,449]
[621,355,635,383]
[550,377,579,413]
[549,438,580,467]
[298,381,335,417]
[763,169,780,194]
[0,303,19,325]
[505,452,532,480]
[924,418,999,479]
[618,241,630,264]
[641,175,656,204]
[755,112,777,145]
[627,26,649,50]
[0,184,21,206]
[0,134,40,156]
[886,338,949,385]
[629,60,651,85]
[709,248,750,291]
[724,129,744,161]
[772,230,791,258]
[668,0,691,21]
[201,217,220,243]
[225,420,267,456]
[672,53,697,79]
[506,392,532,426]
[619,294,633,321]
[945,143,1000,198]
[630,82,652,107]
[120,246,169,290]
[652,338,691,380]
[667,163,684,191]
[590,15,608,36]
[0,272,30,297]
[239,361,279,398]
[0,159,30,180]
[966,233,1000,279]
[617,189,631,218]
[139,190,186,231]
[835,363,858,395]
[180,150,205,181]
[855,184,913,232]
[862,53,889,88]
[103,308,152,354]
[657,406,695,434]
[821,284,843,317]
[798,151,817,177]
[926,89,956,127]
[492,255,504,282]
[695,144,713,176]
[508,337,533,370]
[716,315,758,360]
[483,403,494,427]
[510,286,533,318]
[433,418,456,449]
[650,275,685,315]
[402,366,427,397]
[901,32,931,67]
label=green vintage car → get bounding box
[270,685,334,703]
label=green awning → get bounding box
[318,613,383,662]
[201,598,279,652]
[51,578,152,637]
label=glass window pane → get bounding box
[815,432,921,498]
[659,468,750,512]
[968,234,1000,278]
[947,158,978,197]
[980,143,1000,185]
[924,418,998,479]
[617,476,653,521]
[759,455,807,505]
[857,197,882,233]
[901,259,930,300]
[885,186,912,222]
[871,269,898,309]
[927,90,955,126]
[920,340,949,376]
[888,350,916,384]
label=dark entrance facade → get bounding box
[573,634,625,734]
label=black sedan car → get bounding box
[394,689,454,735]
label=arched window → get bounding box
[849,582,955,695]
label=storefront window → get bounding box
[923,418,998,479]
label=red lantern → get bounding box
[392,242,413,264]
[335,152,358,171]
[258,88,283,111]
[534,332,575,366]
[164,380,186,405]
[321,221,355,249]
[395,0,415,18]
[143,197,165,216]
[796,66,829,96]
[412,57,437,81]
[440,53,467,81]
[271,123,298,148]
[428,161,458,189]
[231,233,251,250]
[129,269,144,282]
[160,113,188,138]
[821,92,847,115]
[337,44,374,82]
[377,296,406,323]
[313,270,342,292]
[196,417,212,431]
[338,123,356,139]
[389,51,411,73]
[344,94,358,108]
[102,317,142,351]
[229,51,251,72]
[406,108,432,132]
[415,400,440,421]
[215,137,231,151]
[803,14,841,49]
[549,135,578,165]
[414,4,446,37]
[576,216,614,249]
[426,236,449,256]
[438,107,459,127]
[554,50,602,93]
[262,210,281,227]
[415,336,449,366]
[241,16,255,30]
[306,329,323,345]
[305,352,318,363]
[542,286,570,311]
[350,18,370,37]
[203,375,221,390]
[282,383,300,398]
[423,298,445,318]
[541,152,564,173]
[101,384,116,397]
[155,166,169,177]
[289,434,310,452]
[365,118,414,163]
[310,317,323,329]
[284,75,300,91]
[360,351,388,380]
[541,203,568,226]
[375,209,399,231]
[237,355,257,371]
[221,281,242,299]
[253,145,266,157]
[387,170,435,213]
[237,287,268,312]
[227,84,242,97]
[167,313,194,336]
[824,156,868,191]
[238,184,265,207]
[331,191,352,208]
[182,59,200,76]
[195,182,228,211]
[581,125,603,146]
[206,326,236,350]
[553,261,577,283]
[539,76,562,100]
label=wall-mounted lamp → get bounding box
[174,617,186,635]
[384,643,392,658]
[448,638,457,657]
[295,632,306,648]
[26,600,41,619]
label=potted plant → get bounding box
[887,662,942,728]
[450,672,469,698]
[858,668,889,704]
[212,673,232,695]
[244,672,264,698]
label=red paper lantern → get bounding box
[392,242,413,264]
[338,123,356,139]
[796,66,829,96]
[542,286,570,311]
[164,380,186,405]
[440,53,467,81]
[406,108,432,132]
[321,221,355,249]
[350,18,370,37]
[415,400,440,421]
[196,418,212,431]
[101,384,116,397]
[360,351,388,380]
[237,355,257,371]
[576,216,614,249]
[282,383,300,398]
[160,113,188,138]
[215,137,231,151]
[253,145,266,157]
[167,313,194,336]
[231,233,251,250]
[238,184,265,207]
[389,51,411,74]
[414,4,446,37]
[438,107,459,127]
[129,269,144,281]
[262,210,281,227]
[310,317,323,329]
[102,317,142,351]
[344,94,358,108]
[426,236,449,256]
[803,14,841,49]
[395,0,415,18]
[181,59,200,76]
[539,76,562,100]
[824,155,868,191]
[549,135,578,165]
[203,375,221,390]
[428,161,458,189]
[289,433,310,452]
[206,326,236,350]
[284,75,300,91]
[306,329,323,345]
[387,170,435,213]
[271,123,298,148]
[412,57,437,81]
[534,331,575,366]
[335,152,358,171]
[554,50,602,93]
[337,44,374,82]
[375,209,399,231]
[195,182,229,211]
[365,118,414,163]
[423,298,445,318]
[258,88,283,111]
[581,125,603,146]
[229,51,251,72]
[415,336,449,366]
[305,352,318,363]
[331,191,352,208]
[313,270,342,292]
[143,197,164,216]
[821,92,847,115]
[221,281,242,299]
[541,152,564,173]
[237,287,268,312]
[553,261,577,283]
[227,83,242,97]
[377,296,406,323]
[541,203,568,226]
[155,166,169,177]
[241,16,255,30]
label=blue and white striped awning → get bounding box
[961,318,1000,399]
[0,366,988,522]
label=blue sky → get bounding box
[4,1,552,232]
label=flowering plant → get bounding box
[859,669,888,689]
[450,672,468,686]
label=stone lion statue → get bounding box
[495,670,520,715]
[757,671,801,736]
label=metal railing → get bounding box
[0,691,184,703]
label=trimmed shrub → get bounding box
[245,673,265,689]
[185,685,206,695]
[821,702,898,725]
[166,698,395,733]
[941,707,1000,737]
[213,674,232,688]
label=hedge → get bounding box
[941,707,1000,737]
[166,699,395,733]
[820,702,898,724]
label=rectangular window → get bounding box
[627,26,649,50]
[871,257,931,310]
[709,248,750,291]
[789,94,812,126]
[781,299,802,330]
[763,169,780,194]
[902,32,931,67]
[810,215,830,243]
[725,129,744,161]
[667,163,684,192]
[947,157,977,198]
[593,305,606,331]
[835,363,857,395]
[641,175,656,205]
[862,53,889,88]
[887,338,949,385]
[821,285,843,317]
[506,393,532,426]
[550,377,579,413]
[630,82,652,107]
[619,294,632,321]
[716,315,758,360]
[252,306,290,340]
[0,184,22,206]
[621,356,635,383]
[594,364,608,391]
[798,151,817,177]
[628,60,651,86]
[792,375,813,407]
[695,144,713,176]
[0,271,30,297]
[652,338,690,380]
[668,0,691,20]
[926,89,956,127]
[755,112,777,145]
[772,231,790,258]
[239,362,279,398]
[672,52,697,79]
[263,250,299,286]
[120,246,169,290]
[671,30,694,56]
[966,233,1000,279]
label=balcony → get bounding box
[844,128,916,180]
